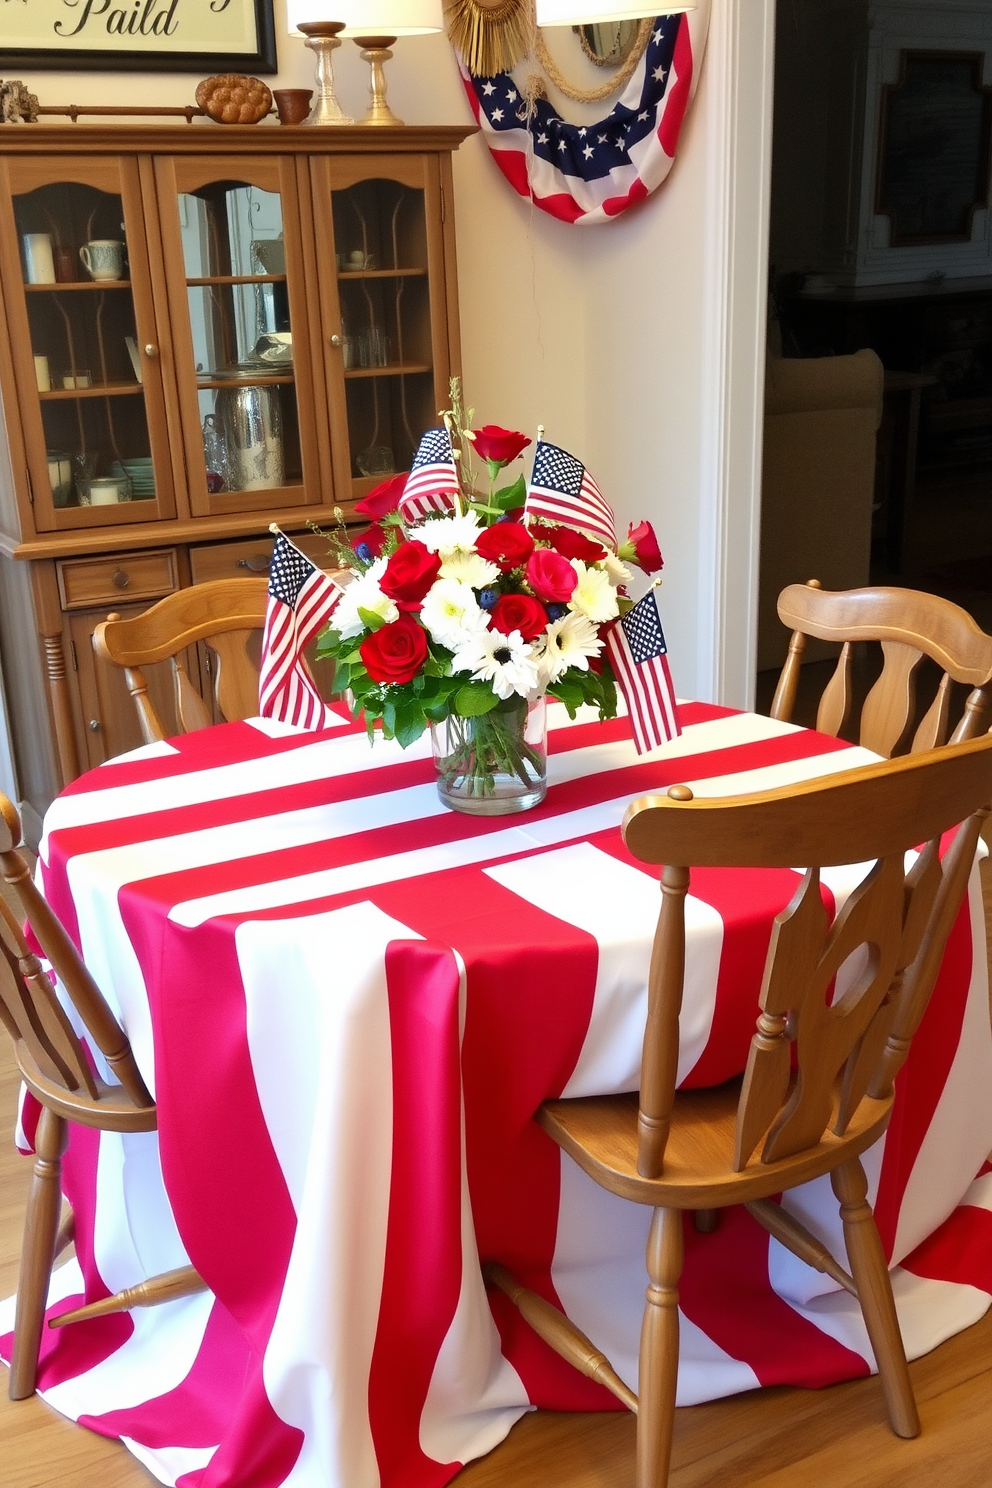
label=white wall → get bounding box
[12,0,774,706]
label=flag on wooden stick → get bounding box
[524,440,617,552]
[397,427,462,523]
[605,589,680,754]
[258,530,342,730]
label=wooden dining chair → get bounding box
[488,734,992,1488]
[91,576,271,745]
[771,580,992,757]
[0,793,206,1400]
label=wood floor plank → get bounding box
[0,861,989,1487]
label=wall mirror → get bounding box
[575,20,640,67]
[876,50,992,245]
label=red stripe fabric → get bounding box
[5,703,989,1488]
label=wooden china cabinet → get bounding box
[0,122,471,828]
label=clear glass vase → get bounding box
[431,695,547,815]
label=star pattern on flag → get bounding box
[268,537,319,611]
[468,15,681,183]
[622,587,668,664]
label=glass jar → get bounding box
[430,695,547,815]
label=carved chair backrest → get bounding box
[621,737,992,1180]
[772,582,992,758]
[93,577,271,744]
[0,793,153,1111]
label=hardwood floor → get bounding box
[1,865,990,1488]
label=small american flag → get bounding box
[525,440,617,552]
[258,532,342,730]
[397,427,461,523]
[605,589,680,754]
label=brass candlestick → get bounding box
[297,21,354,126]
[353,35,402,126]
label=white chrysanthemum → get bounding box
[415,511,483,557]
[331,557,398,640]
[452,628,540,701]
[536,611,604,685]
[420,578,490,650]
[602,553,632,587]
[568,559,620,623]
[439,550,500,588]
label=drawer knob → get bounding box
[112,567,130,589]
[144,343,159,359]
[89,719,100,732]
[237,554,271,573]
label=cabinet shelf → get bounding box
[25,280,132,292]
[344,363,432,380]
[185,274,287,287]
[196,373,295,389]
[41,382,143,400]
[337,268,428,281]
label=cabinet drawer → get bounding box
[189,532,334,584]
[58,550,180,611]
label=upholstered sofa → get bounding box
[757,343,884,670]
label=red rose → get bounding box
[475,522,534,571]
[489,594,547,641]
[525,548,577,604]
[619,520,663,574]
[471,425,531,467]
[542,525,607,563]
[354,521,387,558]
[359,615,428,684]
[379,540,441,611]
[354,471,408,520]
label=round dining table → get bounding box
[2,699,991,1488]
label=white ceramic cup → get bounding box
[62,372,92,389]
[23,232,56,284]
[34,354,50,391]
[79,240,124,282]
[88,478,123,506]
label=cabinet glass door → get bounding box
[155,157,325,518]
[0,157,177,530]
[312,158,453,510]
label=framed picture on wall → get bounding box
[0,0,277,74]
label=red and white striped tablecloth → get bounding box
[2,701,991,1488]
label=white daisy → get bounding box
[439,550,500,589]
[602,553,633,587]
[537,611,603,685]
[331,557,398,640]
[452,628,539,701]
[414,511,483,557]
[568,559,620,623]
[420,579,490,650]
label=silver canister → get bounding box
[218,377,284,492]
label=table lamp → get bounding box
[535,0,693,21]
[286,2,353,125]
[339,0,444,127]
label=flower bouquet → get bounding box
[316,384,666,813]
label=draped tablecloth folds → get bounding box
[2,701,991,1488]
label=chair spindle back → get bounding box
[621,736,992,1180]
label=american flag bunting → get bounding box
[258,531,342,730]
[605,588,680,753]
[525,439,617,551]
[397,427,462,523]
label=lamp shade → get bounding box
[535,1,693,24]
[288,0,443,36]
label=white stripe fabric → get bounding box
[4,699,989,1488]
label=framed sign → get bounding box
[0,0,277,74]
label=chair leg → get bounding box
[831,1157,920,1439]
[10,1107,68,1400]
[636,1206,684,1488]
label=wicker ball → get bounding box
[195,74,272,125]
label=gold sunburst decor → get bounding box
[444,0,533,78]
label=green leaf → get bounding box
[454,683,500,717]
[358,606,388,632]
[393,701,428,749]
[491,474,526,511]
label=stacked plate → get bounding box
[112,457,155,498]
